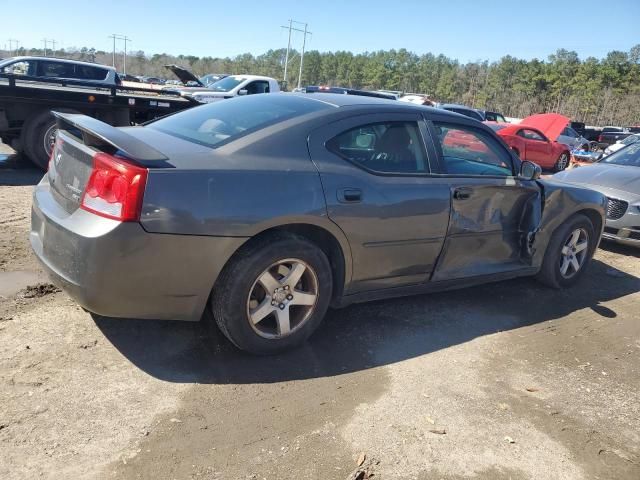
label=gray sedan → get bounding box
[554,142,640,247]
[31,94,606,354]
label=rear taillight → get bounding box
[81,152,148,222]
[598,135,603,142]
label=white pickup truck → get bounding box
[191,75,280,103]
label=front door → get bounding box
[517,128,552,164]
[429,120,540,281]
[308,113,450,294]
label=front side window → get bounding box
[518,129,546,141]
[327,122,428,174]
[433,122,513,176]
[2,60,32,75]
[244,81,270,94]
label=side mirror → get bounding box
[237,89,248,96]
[519,160,542,180]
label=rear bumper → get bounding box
[30,177,247,321]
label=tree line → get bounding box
[2,45,639,126]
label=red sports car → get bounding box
[487,113,571,172]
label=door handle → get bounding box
[453,187,472,200]
[338,188,362,203]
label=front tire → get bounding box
[210,234,332,355]
[536,214,595,289]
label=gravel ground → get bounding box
[0,147,639,479]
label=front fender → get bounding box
[531,179,607,268]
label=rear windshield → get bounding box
[148,94,331,148]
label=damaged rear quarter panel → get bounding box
[531,178,607,267]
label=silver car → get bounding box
[554,142,640,247]
[30,94,606,354]
[557,126,590,151]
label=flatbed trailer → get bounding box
[0,73,198,168]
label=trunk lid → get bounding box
[48,113,172,214]
[48,131,95,213]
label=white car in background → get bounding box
[604,133,640,156]
[191,75,280,103]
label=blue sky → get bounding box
[2,0,639,61]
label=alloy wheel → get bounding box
[557,153,569,171]
[246,259,319,339]
[559,228,589,279]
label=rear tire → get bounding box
[535,214,595,289]
[210,234,332,355]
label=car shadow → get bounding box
[93,258,639,385]
[0,152,43,186]
[599,240,640,258]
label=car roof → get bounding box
[0,56,114,70]
[439,103,475,111]
[288,92,472,120]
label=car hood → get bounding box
[553,163,640,196]
[520,113,569,142]
[164,64,203,86]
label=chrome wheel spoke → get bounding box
[284,262,306,288]
[561,246,570,255]
[575,241,588,253]
[275,306,291,335]
[250,298,275,324]
[560,257,571,275]
[569,230,581,247]
[290,291,317,306]
[258,270,281,292]
[570,256,581,273]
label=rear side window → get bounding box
[39,61,74,78]
[148,94,331,148]
[327,122,428,174]
[75,65,109,81]
[433,122,513,176]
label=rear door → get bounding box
[428,120,540,281]
[308,112,450,294]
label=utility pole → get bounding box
[108,34,130,72]
[41,39,56,57]
[108,34,117,68]
[122,36,131,75]
[297,23,308,89]
[281,19,293,86]
[8,39,19,56]
[279,20,311,90]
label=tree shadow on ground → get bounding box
[94,258,639,385]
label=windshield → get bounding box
[148,94,331,148]
[200,74,225,86]
[207,76,245,92]
[599,142,640,167]
[621,135,639,146]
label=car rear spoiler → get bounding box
[53,112,169,162]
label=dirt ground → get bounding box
[1,146,639,480]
